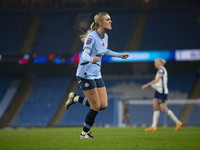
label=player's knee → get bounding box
[153,106,159,111]
[161,108,167,113]
[91,103,100,111]
[100,103,108,110]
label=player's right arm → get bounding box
[105,49,129,59]
[82,36,100,63]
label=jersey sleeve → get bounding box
[83,35,95,50]
[105,49,122,58]
[158,69,164,76]
[82,49,93,62]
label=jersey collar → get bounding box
[95,29,104,39]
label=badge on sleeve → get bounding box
[86,38,92,45]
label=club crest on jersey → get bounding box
[86,38,92,45]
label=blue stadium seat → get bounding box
[140,8,200,50]
[127,104,183,126]
[102,75,194,100]
[129,105,153,125]
[187,104,200,125]
[0,13,30,53]
[168,74,195,99]
[32,12,74,54]
[107,12,137,51]
[59,103,88,126]
[0,77,13,103]
[16,75,72,126]
[104,76,154,99]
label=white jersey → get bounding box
[151,66,169,94]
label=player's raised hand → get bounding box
[92,56,100,63]
[122,53,129,59]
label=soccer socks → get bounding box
[150,109,180,129]
[83,109,99,133]
[74,96,90,107]
[152,111,160,128]
[166,109,180,125]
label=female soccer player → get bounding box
[142,58,183,131]
[65,12,129,139]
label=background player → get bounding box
[65,12,129,139]
[142,58,183,131]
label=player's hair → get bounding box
[157,58,166,66]
[80,12,108,43]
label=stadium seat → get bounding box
[103,75,194,100]
[0,12,30,53]
[140,8,200,50]
[0,77,13,103]
[187,104,200,125]
[107,12,137,51]
[16,75,72,126]
[32,11,74,54]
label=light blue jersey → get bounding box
[76,30,122,80]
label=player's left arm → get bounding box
[141,75,162,89]
[105,49,129,59]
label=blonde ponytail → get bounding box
[80,22,96,43]
[80,12,108,43]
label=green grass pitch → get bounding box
[0,127,200,150]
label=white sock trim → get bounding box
[74,96,79,102]
[81,131,88,135]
